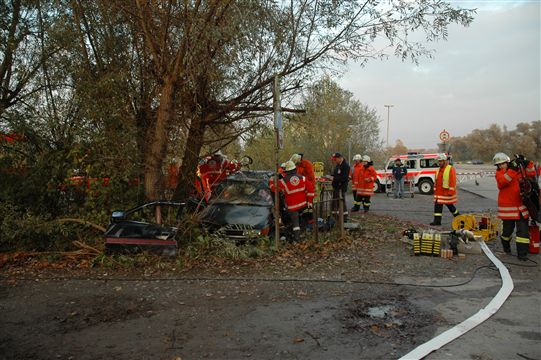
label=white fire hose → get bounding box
[399,240,513,360]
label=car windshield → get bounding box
[212,180,273,206]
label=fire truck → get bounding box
[374,152,448,195]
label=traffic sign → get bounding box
[439,130,450,142]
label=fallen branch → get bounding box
[57,218,106,232]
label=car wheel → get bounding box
[418,179,434,195]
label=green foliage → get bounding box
[243,76,382,172]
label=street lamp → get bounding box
[384,104,394,148]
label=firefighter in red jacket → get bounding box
[430,153,460,226]
[199,151,230,191]
[290,153,315,190]
[356,155,377,213]
[269,160,315,242]
[493,152,530,260]
[350,154,364,212]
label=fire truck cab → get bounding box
[375,152,448,195]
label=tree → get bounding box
[243,76,382,172]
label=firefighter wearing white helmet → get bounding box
[493,152,510,165]
[430,153,460,226]
[356,154,377,212]
[290,153,315,192]
[269,160,315,242]
[493,152,531,260]
[351,154,364,212]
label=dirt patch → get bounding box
[342,293,446,340]
[48,293,154,333]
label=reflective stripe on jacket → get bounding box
[269,172,314,211]
[434,165,457,204]
[496,167,529,220]
[357,165,377,196]
[351,163,364,191]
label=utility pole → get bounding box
[384,104,394,148]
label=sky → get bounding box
[338,0,540,149]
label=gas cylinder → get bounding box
[529,224,540,254]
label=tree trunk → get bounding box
[173,115,206,201]
[143,78,175,200]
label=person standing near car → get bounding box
[269,161,314,242]
[290,153,315,190]
[350,154,364,212]
[356,155,377,213]
[493,152,532,260]
[430,153,459,226]
[392,158,408,199]
[330,152,350,220]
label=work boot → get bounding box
[430,217,442,226]
[517,243,529,261]
[351,205,360,213]
[453,211,460,217]
[293,230,301,243]
[501,238,511,254]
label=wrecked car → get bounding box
[104,201,184,255]
[200,171,276,241]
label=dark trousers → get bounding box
[360,195,371,211]
[433,203,459,218]
[501,217,530,258]
[332,187,348,216]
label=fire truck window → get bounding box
[386,161,394,170]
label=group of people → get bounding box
[194,149,539,261]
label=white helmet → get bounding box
[436,153,447,161]
[493,152,510,165]
[284,160,296,171]
[290,153,302,164]
[353,154,362,161]
[362,155,371,162]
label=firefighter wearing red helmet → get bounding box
[430,154,460,226]
[269,160,315,242]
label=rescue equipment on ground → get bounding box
[452,213,500,241]
[413,232,441,256]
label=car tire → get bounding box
[418,179,434,195]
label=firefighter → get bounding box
[269,160,315,242]
[330,152,350,220]
[493,152,530,260]
[356,155,377,213]
[290,153,315,189]
[430,153,460,226]
[199,151,230,191]
[350,154,363,212]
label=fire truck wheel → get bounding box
[418,178,434,195]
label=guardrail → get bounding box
[456,171,495,184]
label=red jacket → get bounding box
[351,163,364,191]
[434,165,457,204]
[296,159,315,189]
[357,165,377,196]
[270,172,315,211]
[496,167,529,220]
[199,158,229,188]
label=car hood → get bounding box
[202,204,272,229]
